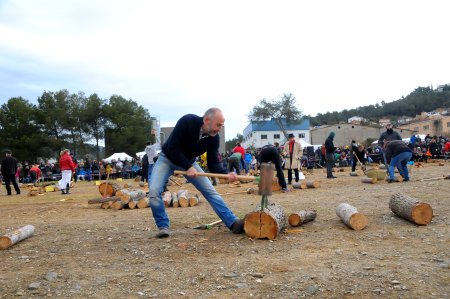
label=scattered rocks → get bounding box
[438,263,449,269]
[45,272,58,281]
[390,280,400,285]
[235,283,248,289]
[28,282,41,290]
[251,273,264,278]
[224,273,238,278]
[305,285,320,294]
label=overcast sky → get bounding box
[0,0,448,139]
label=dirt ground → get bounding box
[0,162,449,299]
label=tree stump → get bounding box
[336,203,368,230]
[0,225,35,250]
[98,182,120,197]
[306,181,320,188]
[361,177,377,184]
[389,193,433,225]
[292,182,307,189]
[136,197,149,209]
[288,209,317,226]
[244,202,287,240]
[171,192,179,208]
[189,194,200,207]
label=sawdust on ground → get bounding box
[0,162,449,298]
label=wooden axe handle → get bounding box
[174,170,255,181]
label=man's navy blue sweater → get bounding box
[162,114,227,174]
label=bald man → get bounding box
[148,108,244,238]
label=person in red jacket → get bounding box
[232,143,246,173]
[59,149,75,194]
[444,139,450,161]
[29,164,41,184]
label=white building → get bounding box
[347,116,367,124]
[242,118,311,149]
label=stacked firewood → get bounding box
[162,190,201,208]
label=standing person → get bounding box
[71,154,78,183]
[259,144,290,192]
[145,140,160,182]
[282,133,302,184]
[1,150,21,195]
[84,154,92,182]
[325,132,337,179]
[59,149,75,194]
[352,145,366,172]
[384,140,413,182]
[29,164,42,184]
[148,108,243,238]
[228,151,242,173]
[232,143,246,173]
[141,153,149,182]
[378,122,402,166]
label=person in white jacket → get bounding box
[145,138,161,182]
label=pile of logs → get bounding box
[292,180,321,189]
[163,190,201,208]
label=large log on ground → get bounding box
[244,202,287,240]
[389,193,433,225]
[288,209,317,226]
[88,196,122,204]
[163,192,172,207]
[336,203,368,230]
[171,192,179,208]
[100,201,112,209]
[306,181,320,188]
[121,190,146,204]
[116,189,130,198]
[189,194,200,207]
[136,197,149,209]
[292,182,307,189]
[98,182,121,197]
[361,177,377,184]
[178,190,189,207]
[127,200,137,209]
[0,225,35,250]
[111,201,126,210]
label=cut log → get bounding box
[116,189,130,198]
[136,197,149,209]
[111,201,126,210]
[389,193,433,225]
[350,172,358,176]
[306,181,320,188]
[171,192,179,208]
[189,194,200,207]
[178,190,189,207]
[134,176,141,182]
[0,225,35,250]
[163,192,172,207]
[292,182,307,189]
[98,182,120,197]
[244,202,287,240]
[123,183,133,188]
[121,190,146,204]
[288,209,317,227]
[336,203,368,230]
[361,177,377,184]
[127,200,137,209]
[88,196,122,204]
[438,162,444,166]
[100,201,112,209]
[338,168,345,172]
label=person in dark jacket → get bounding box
[259,144,289,192]
[1,150,21,195]
[378,122,402,166]
[325,132,336,179]
[149,108,242,238]
[384,140,412,182]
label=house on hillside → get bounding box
[378,118,391,127]
[347,116,367,125]
[398,114,450,136]
[242,118,310,149]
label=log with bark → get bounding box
[288,209,317,227]
[120,190,146,204]
[336,203,368,230]
[189,194,200,207]
[292,182,307,189]
[306,181,320,188]
[178,190,190,207]
[115,189,130,199]
[111,201,126,210]
[171,192,179,208]
[350,172,358,176]
[0,225,35,250]
[88,196,122,204]
[134,176,142,182]
[136,197,149,209]
[98,182,121,197]
[100,201,112,209]
[244,202,287,240]
[389,193,433,225]
[127,200,137,209]
[361,177,377,184]
[163,192,173,207]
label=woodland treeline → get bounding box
[0,90,153,162]
[308,86,450,126]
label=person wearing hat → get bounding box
[325,132,337,178]
[282,133,302,184]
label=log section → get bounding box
[98,182,120,197]
[88,196,122,204]
[244,202,287,240]
[171,192,179,208]
[306,181,320,188]
[178,190,189,207]
[0,225,35,250]
[389,193,433,225]
[121,190,146,204]
[288,209,317,226]
[189,194,200,207]
[163,192,172,207]
[336,203,368,230]
[136,197,149,209]
[361,177,377,184]
[292,182,307,189]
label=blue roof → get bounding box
[244,118,310,135]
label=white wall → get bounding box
[242,130,310,149]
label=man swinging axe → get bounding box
[148,108,244,238]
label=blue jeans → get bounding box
[85,168,92,181]
[149,153,238,230]
[148,164,154,182]
[389,152,412,180]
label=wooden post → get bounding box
[244,202,287,240]
[336,203,368,230]
[361,177,377,184]
[288,209,317,227]
[0,225,35,250]
[389,193,433,225]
